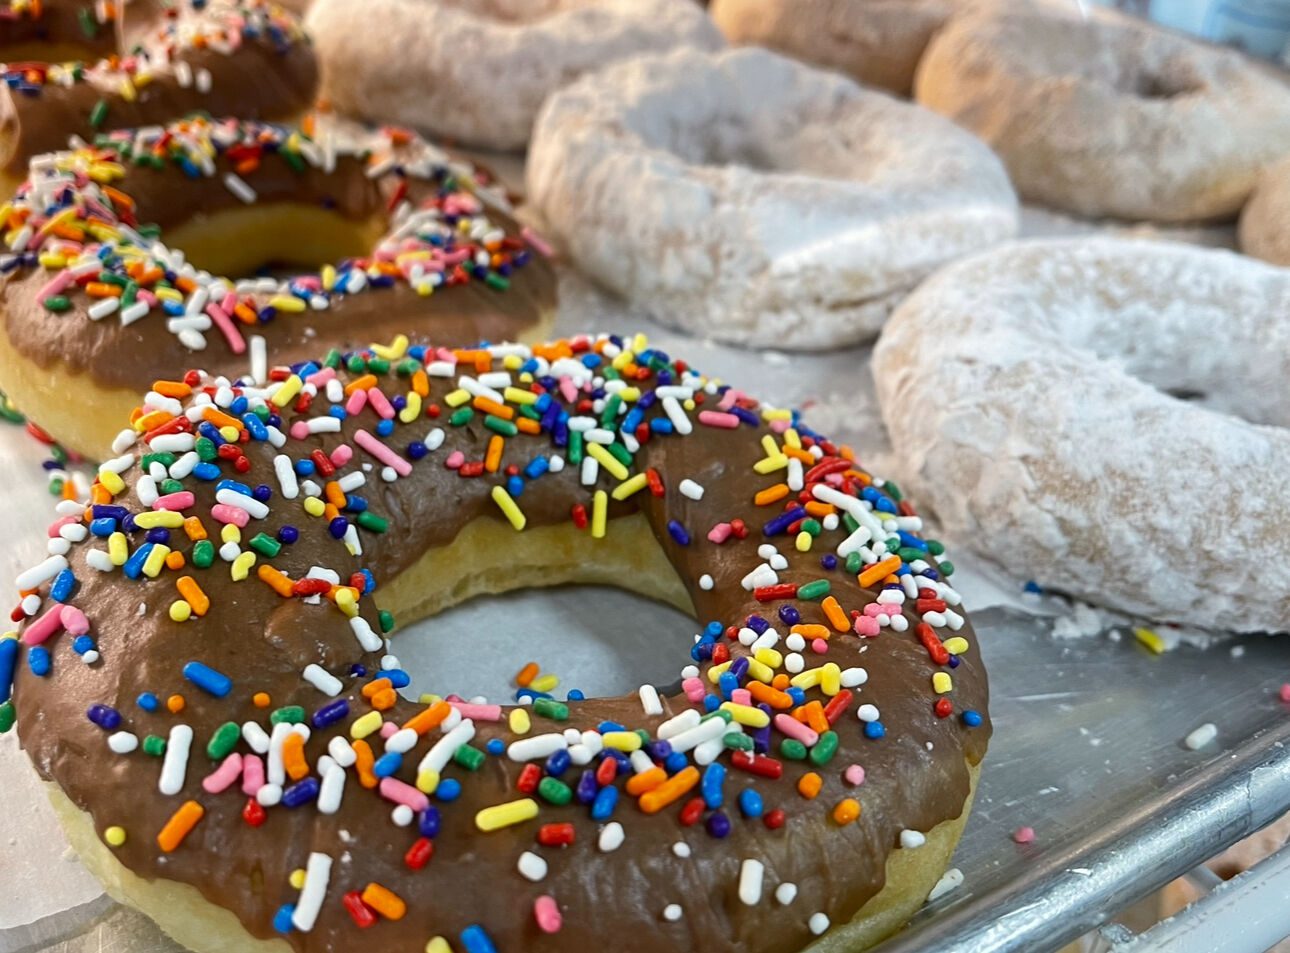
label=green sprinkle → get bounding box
[192,539,215,569]
[43,295,71,313]
[607,443,632,467]
[883,480,902,502]
[484,272,510,292]
[378,610,395,634]
[939,560,955,577]
[248,533,282,558]
[484,415,518,437]
[142,735,167,757]
[355,511,388,533]
[396,359,420,377]
[453,744,485,772]
[367,357,390,375]
[195,437,218,462]
[809,730,839,766]
[897,547,925,563]
[449,407,474,427]
[270,706,305,726]
[281,148,305,174]
[206,722,241,760]
[77,8,98,37]
[346,355,366,374]
[537,776,572,805]
[159,478,183,495]
[926,539,945,556]
[518,403,541,421]
[47,479,64,497]
[801,519,822,537]
[141,452,176,470]
[533,698,568,722]
[844,551,863,575]
[723,732,754,751]
[323,349,342,370]
[797,580,831,601]
[568,430,583,465]
[600,394,622,428]
[842,512,860,534]
[89,99,108,129]
[779,738,807,760]
[0,701,13,734]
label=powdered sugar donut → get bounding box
[874,238,1290,633]
[527,47,1018,349]
[915,6,1290,222]
[1239,157,1290,266]
[710,0,955,95]
[304,0,723,151]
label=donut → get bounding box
[527,47,1018,349]
[873,237,1290,633]
[4,331,990,953]
[914,5,1290,222]
[0,1,319,195]
[709,0,955,96]
[303,0,723,152]
[1238,157,1290,266]
[0,116,557,460]
[0,0,166,61]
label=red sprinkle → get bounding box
[538,823,575,847]
[646,468,665,497]
[242,797,266,827]
[934,698,953,718]
[917,623,950,666]
[754,583,799,602]
[570,503,588,529]
[310,449,335,477]
[823,689,853,724]
[342,891,377,929]
[404,837,434,870]
[731,751,783,780]
[679,796,705,827]
[595,756,618,787]
[517,763,542,795]
[764,808,786,830]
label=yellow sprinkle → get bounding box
[476,797,539,832]
[601,731,643,752]
[230,551,256,582]
[632,333,649,353]
[350,711,383,740]
[97,469,125,495]
[763,409,793,422]
[617,386,641,402]
[271,374,303,408]
[141,544,170,579]
[289,868,307,890]
[932,672,953,694]
[591,490,608,539]
[443,388,471,408]
[419,693,442,706]
[0,631,15,643]
[268,295,306,314]
[753,647,783,669]
[721,702,770,728]
[586,443,628,481]
[490,485,527,531]
[683,398,696,412]
[611,472,648,500]
[784,428,802,449]
[426,938,452,953]
[791,668,823,690]
[795,530,812,552]
[753,455,789,475]
[1135,627,1165,654]
[220,523,241,545]
[169,600,192,623]
[502,354,522,371]
[745,659,775,684]
[503,386,537,405]
[706,660,733,684]
[398,392,422,424]
[321,264,337,291]
[416,769,440,794]
[370,334,409,360]
[760,435,781,458]
[108,532,128,566]
[218,425,240,443]
[103,826,127,848]
[943,636,970,655]
[303,497,326,517]
[133,511,184,529]
[529,674,559,693]
[508,708,531,735]
[821,662,842,696]
[335,588,358,618]
[155,287,182,303]
[611,351,634,371]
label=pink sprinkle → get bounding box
[434,347,456,362]
[289,422,310,440]
[37,269,72,301]
[1280,684,1290,703]
[682,677,706,703]
[1013,827,1036,844]
[366,387,395,420]
[202,753,243,794]
[844,764,866,786]
[774,713,818,747]
[345,389,368,416]
[205,304,246,355]
[769,419,791,434]
[863,603,887,617]
[707,523,733,544]
[329,445,353,468]
[697,410,740,429]
[304,366,335,387]
[153,491,195,511]
[445,450,465,470]
[46,516,77,538]
[354,428,411,477]
[60,605,89,636]
[716,389,742,412]
[730,688,752,706]
[521,226,554,259]
[451,702,503,722]
[294,275,323,294]
[379,777,429,812]
[379,721,399,740]
[137,289,158,307]
[558,377,578,404]
[241,754,265,795]
[854,616,881,637]
[444,694,465,703]
[534,895,562,934]
[811,638,829,654]
[211,503,249,527]
[21,605,65,645]
[219,291,238,314]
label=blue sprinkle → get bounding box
[545,749,571,777]
[145,528,170,545]
[664,751,688,774]
[746,615,770,635]
[787,687,807,707]
[0,638,16,703]
[375,419,395,437]
[646,740,672,761]
[436,777,462,802]
[241,414,268,441]
[89,517,116,537]
[419,806,441,838]
[122,542,155,580]
[382,669,410,689]
[566,689,585,701]
[328,517,349,539]
[407,441,428,461]
[704,621,724,639]
[962,710,983,728]
[373,751,403,778]
[597,720,626,734]
[191,462,221,481]
[137,692,159,712]
[591,784,618,820]
[282,777,319,808]
[778,606,801,626]
[216,479,253,497]
[485,738,505,756]
[762,506,807,537]
[294,459,316,476]
[701,762,726,809]
[667,520,691,545]
[821,554,838,570]
[461,925,498,953]
[72,635,94,655]
[28,646,50,677]
[703,694,720,713]
[864,721,887,740]
[87,704,121,730]
[278,525,300,544]
[182,660,232,698]
[706,810,731,839]
[739,788,764,818]
[311,699,350,729]
[273,904,295,934]
[252,484,273,504]
[575,769,598,804]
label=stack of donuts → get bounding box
[2,1,1289,953]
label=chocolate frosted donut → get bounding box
[0,116,556,458]
[0,0,167,61]
[6,332,988,953]
[0,1,319,193]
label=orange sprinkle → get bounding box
[796,700,829,734]
[821,596,851,633]
[798,772,823,800]
[791,623,831,641]
[748,682,794,710]
[472,396,513,420]
[858,556,901,590]
[233,302,258,326]
[323,502,340,522]
[515,417,541,435]
[133,410,171,433]
[361,883,407,921]
[803,502,836,518]
[89,485,111,505]
[156,800,204,853]
[639,766,700,814]
[625,766,667,797]
[344,374,378,396]
[402,701,451,736]
[515,662,539,687]
[253,692,271,708]
[784,447,815,464]
[324,481,347,507]
[484,434,503,473]
[85,281,122,298]
[370,688,397,711]
[771,673,792,691]
[151,380,192,399]
[411,370,429,398]
[282,732,309,781]
[183,516,207,541]
[166,694,185,714]
[754,484,790,506]
[175,576,209,616]
[833,798,861,825]
[362,677,393,699]
[257,565,294,598]
[164,550,186,571]
[200,406,242,431]
[353,740,377,789]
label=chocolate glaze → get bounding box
[12,341,989,953]
[0,133,555,393]
[0,0,148,59]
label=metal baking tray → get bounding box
[4,224,1288,953]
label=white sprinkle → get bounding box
[303,663,342,697]
[108,731,138,754]
[318,762,346,815]
[256,783,283,807]
[661,395,692,434]
[672,842,691,858]
[657,709,701,740]
[668,716,727,753]
[119,300,149,326]
[639,684,663,717]
[738,858,765,905]
[1185,723,1218,750]
[248,335,267,384]
[242,721,271,754]
[290,852,333,932]
[928,867,964,901]
[507,732,567,762]
[663,904,683,922]
[809,913,830,935]
[840,667,868,688]
[349,617,383,652]
[699,574,714,590]
[679,479,704,500]
[16,554,67,591]
[384,728,419,754]
[267,722,293,786]
[599,822,624,852]
[215,488,269,519]
[195,67,211,93]
[580,455,599,486]
[328,736,357,768]
[518,851,548,882]
[159,724,193,795]
[87,550,115,572]
[775,882,798,905]
[785,653,805,674]
[88,296,120,320]
[392,805,414,827]
[857,704,880,723]
[419,719,476,775]
[223,172,257,204]
[273,454,299,500]
[900,830,926,849]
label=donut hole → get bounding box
[1123,64,1203,100]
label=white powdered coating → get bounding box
[528,47,1018,350]
[874,238,1290,634]
[710,0,956,96]
[305,0,723,151]
[915,6,1290,222]
[1239,157,1290,266]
